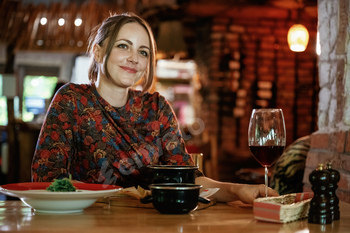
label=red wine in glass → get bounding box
[249,146,285,167]
[248,109,286,197]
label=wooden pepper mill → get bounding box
[308,164,333,224]
[326,162,340,220]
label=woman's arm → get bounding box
[195,176,278,204]
[156,94,192,165]
[31,84,76,182]
[156,93,277,204]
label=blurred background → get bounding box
[0,0,320,188]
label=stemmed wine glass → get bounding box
[248,109,286,197]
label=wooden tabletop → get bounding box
[1,200,349,233]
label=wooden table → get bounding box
[1,200,349,232]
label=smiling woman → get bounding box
[31,13,192,189]
[92,22,151,107]
[31,12,278,205]
[87,13,156,95]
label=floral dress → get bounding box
[31,83,195,188]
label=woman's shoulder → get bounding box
[134,91,171,112]
[133,90,167,105]
[56,83,93,96]
[59,83,92,92]
[52,83,93,106]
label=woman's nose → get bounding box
[127,51,138,64]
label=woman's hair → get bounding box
[87,12,157,94]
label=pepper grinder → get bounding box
[308,164,333,224]
[326,162,340,220]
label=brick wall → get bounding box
[193,9,318,163]
[302,0,350,203]
[303,132,350,203]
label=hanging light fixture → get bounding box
[287,0,309,52]
[287,24,309,52]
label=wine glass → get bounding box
[248,109,286,197]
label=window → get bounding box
[0,75,7,126]
[22,75,58,122]
[0,74,8,125]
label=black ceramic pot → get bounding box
[147,165,198,184]
[141,183,210,214]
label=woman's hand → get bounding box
[196,176,279,205]
[233,184,279,204]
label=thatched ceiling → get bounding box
[0,0,317,54]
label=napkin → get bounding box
[100,186,219,210]
[200,187,220,198]
[112,186,220,200]
[119,186,151,199]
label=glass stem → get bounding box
[265,166,268,197]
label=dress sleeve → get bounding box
[157,97,204,177]
[157,96,192,165]
[31,85,76,182]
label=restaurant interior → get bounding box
[0,0,349,203]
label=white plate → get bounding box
[0,182,122,214]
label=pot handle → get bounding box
[140,195,153,204]
[198,196,211,204]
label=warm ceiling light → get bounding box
[287,24,309,52]
[40,17,47,25]
[74,18,82,27]
[58,18,65,26]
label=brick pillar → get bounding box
[303,132,350,203]
[303,0,350,203]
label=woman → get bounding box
[31,12,277,204]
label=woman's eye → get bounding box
[117,44,128,49]
[140,50,148,57]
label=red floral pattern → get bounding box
[31,83,195,188]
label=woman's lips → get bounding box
[120,66,137,73]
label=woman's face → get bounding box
[98,22,150,89]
